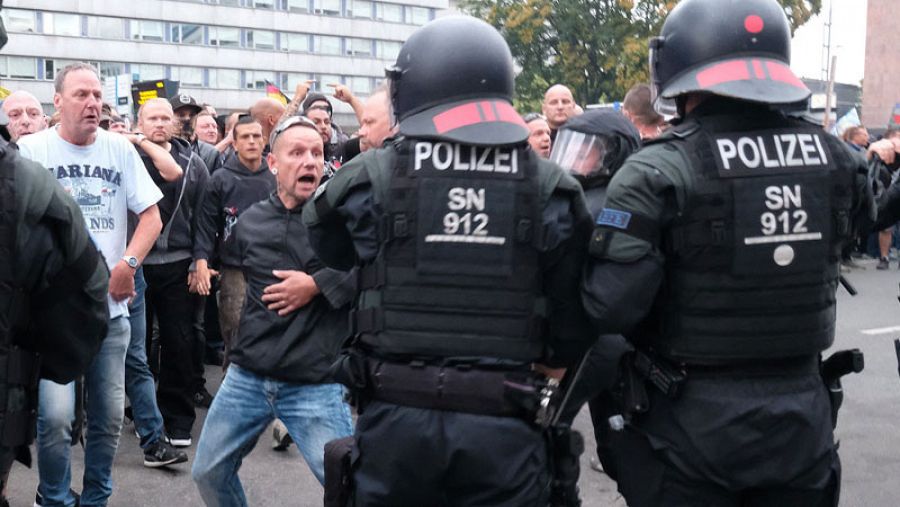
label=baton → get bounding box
[840,275,857,296]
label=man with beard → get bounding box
[171,95,220,177]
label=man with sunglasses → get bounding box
[191,116,353,504]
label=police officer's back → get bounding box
[581,0,869,505]
[304,16,593,506]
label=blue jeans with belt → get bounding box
[191,364,353,507]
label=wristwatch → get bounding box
[122,255,139,269]
[133,133,146,144]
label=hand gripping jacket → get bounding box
[639,111,856,363]
[0,156,40,450]
[353,139,549,361]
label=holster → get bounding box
[323,436,355,507]
[820,349,864,428]
[547,424,584,507]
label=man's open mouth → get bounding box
[298,174,316,184]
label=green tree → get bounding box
[461,0,821,111]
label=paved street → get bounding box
[6,257,900,506]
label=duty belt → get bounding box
[366,359,542,419]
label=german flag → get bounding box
[265,80,289,105]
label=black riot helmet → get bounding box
[385,15,527,146]
[649,0,810,114]
[549,109,640,187]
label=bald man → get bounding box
[2,90,48,142]
[249,98,286,155]
[541,84,576,140]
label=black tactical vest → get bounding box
[353,139,547,361]
[646,112,856,363]
[0,151,40,449]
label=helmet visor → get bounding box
[549,129,611,177]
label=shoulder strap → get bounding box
[155,153,192,250]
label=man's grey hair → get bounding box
[54,62,101,93]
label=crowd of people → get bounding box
[3,1,900,506]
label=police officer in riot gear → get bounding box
[582,0,871,504]
[549,109,640,481]
[304,15,594,506]
[0,12,109,506]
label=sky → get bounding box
[790,0,867,85]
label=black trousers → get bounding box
[143,259,197,435]
[614,373,841,507]
[353,401,550,507]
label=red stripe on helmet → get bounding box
[765,61,807,89]
[432,103,482,134]
[696,60,751,88]
[432,100,525,134]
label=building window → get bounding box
[283,73,313,92]
[245,70,275,89]
[247,30,275,50]
[209,68,241,89]
[287,0,310,13]
[346,38,372,57]
[132,64,165,81]
[314,35,341,56]
[172,66,204,86]
[212,0,242,6]
[2,9,36,33]
[313,0,342,16]
[8,57,37,79]
[376,40,401,60]
[209,26,240,47]
[171,23,204,45]
[316,75,342,91]
[406,7,430,25]
[375,2,402,23]
[86,16,124,39]
[44,12,81,36]
[350,76,371,96]
[254,0,276,9]
[44,59,79,81]
[282,33,310,53]
[348,0,373,18]
[131,20,164,42]
[98,62,126,79]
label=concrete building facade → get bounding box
[1,0,450,126]
[862,0,899,129]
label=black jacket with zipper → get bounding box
[230,194,355,383]
[194,152,275,268]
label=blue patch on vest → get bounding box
[596,209,631,230]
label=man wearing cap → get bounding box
[170,94,220,175]
[303,16,593,505]
[191,116,353,504]
[580,0,871,504]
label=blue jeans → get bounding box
[192,364,353,506]
[36,315,129,507]
[126,267,165,448]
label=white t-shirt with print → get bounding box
[18,127,162,319]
